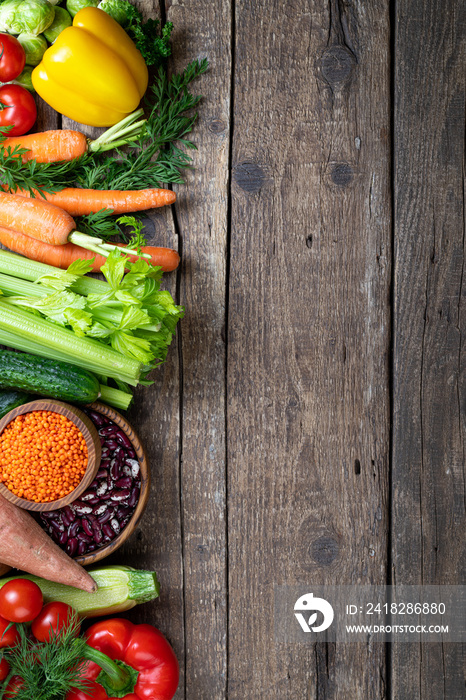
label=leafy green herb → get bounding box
[3,614,89,700]
[7,249,183,368]
[98,0,173,66]
[0,58,208,196]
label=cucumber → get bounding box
[0,390,34,419]
[0,350,100,404]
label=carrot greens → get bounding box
[0,59,208,194]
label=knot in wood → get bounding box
[209,118,226,134]
[233,162,266,193]
[309,536,339,565]
[330,162,354,187]
[321,46,356,85]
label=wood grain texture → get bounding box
[166,0,231,696]
[227,1,391,697]
[392,1,466,698]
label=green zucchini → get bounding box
[0,350,100,404]
[0,389,34,419]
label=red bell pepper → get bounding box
[66,618,179,700]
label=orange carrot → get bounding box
[0,226,180,272]
[2,130,88,164]
[12,187,176,215]
[0,192,75,245]
[0,492,97,592]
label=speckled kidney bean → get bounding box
[39,409,142,558]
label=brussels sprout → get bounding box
[17,31,47,64]
[0,0,23,34]
[43,6,71,42]
[97,0,132,27]
[11,64,34,90]
[0,0,55,36]
[66,0,98,18]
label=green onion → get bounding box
[0,302,141,385]
[0,566,159,618]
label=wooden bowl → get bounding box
[0,399,101,512]
[74,402,150,566]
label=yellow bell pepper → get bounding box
[32,7,149,127]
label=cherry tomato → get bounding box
[0,656,10,681]
[0,84,36,136]
[31,601,80,642]
[0,615,20,648]
[3,675,23,699]
[0,579,43,623]
[0,34,26,83]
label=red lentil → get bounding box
[0,411,88,503]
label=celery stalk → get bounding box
[98,384,133,411]
[0,249,108,296]
[0,302,141,385]
[0,566,160,618]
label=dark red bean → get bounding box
[128,486,140,508]
[41,510,61,519]
[111,490,130,502]
[81,518,93,537]
[61,511,71,528]
[116,505,132,519]
[59,530,68,546]
[110,460,121,481]
[77,540,87,556]
[66,538,78,557]
[63,506,76,522]
[77,532,92,544]
[97,509,113,524]
[99,426,117,437]
[87,410,107,427]
[96,468,108,480]
[102,523,115,539]
[104,440,119,450]
[115,429,133,449]
[94,527,103,544]
[115,477,132,489]
[50,519,64,533]
[87,543,97,552]
[68,520,80,538]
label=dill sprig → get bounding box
[0,58,209,195]
[3,614,90,700]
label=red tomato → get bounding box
[0,84,36,136]
[0,34,26,82]
[0,579,43,623]
[3,675,23,699]
[0,615,20,648]
[0,656,9,681]
[31,601,80,642]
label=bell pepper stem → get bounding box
[81,644,139,698]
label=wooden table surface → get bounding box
[33,0,464,697]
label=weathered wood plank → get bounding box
[227,1,391,698]
[392,0,466,698]
[166,0,231,697]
